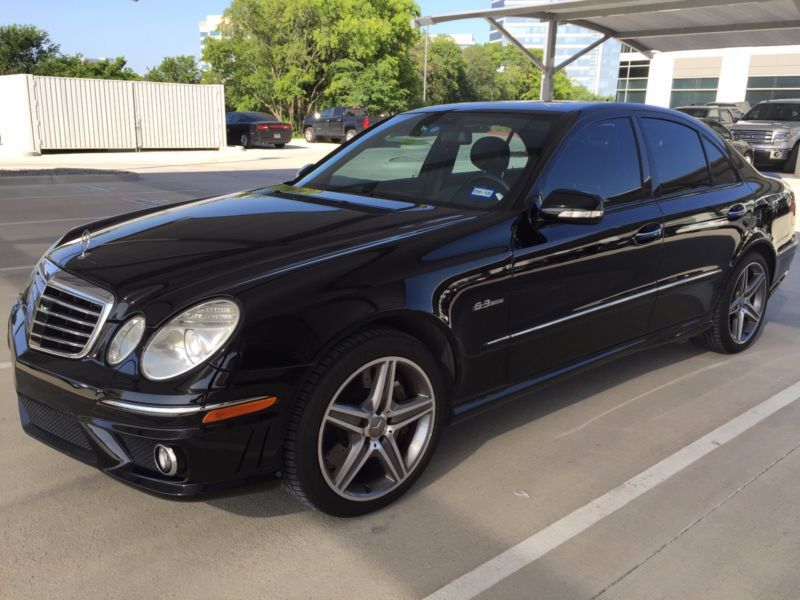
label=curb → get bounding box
[0,171,139,186]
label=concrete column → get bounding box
[717,48,750,102]
[645,53,674,108]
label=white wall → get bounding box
[0,74,37,156]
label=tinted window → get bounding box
[298,111,559,210]
[242,112,277,122]
[702,138,738,186]
[332,107,345,118]
[743,103,800,121]
[545,118,642,205]
[225,113,240,124]
[344,107,367,117]
[642,118,710,196]
[320,108,333,119]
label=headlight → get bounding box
[773,130,790,143]
[107,316,145,365]
[141,299,240,381]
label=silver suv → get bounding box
[730,100,800,173]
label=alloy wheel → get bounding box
[317,357,436,501]
[729,262,767,344]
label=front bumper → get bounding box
[750,144,793,163]
[8,299,302,497]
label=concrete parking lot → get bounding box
[1,146,799,599]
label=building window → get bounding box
[617,60,649,103]
[745,76,800,104]
[670,77,718,107]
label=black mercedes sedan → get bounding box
[9,102,797,516]
[225,111,292,148]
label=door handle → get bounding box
[728,204,747,220]
[634,223,663,244]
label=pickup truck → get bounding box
[302,106,371,143]
[729,99,800,173]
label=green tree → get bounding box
[0,24,59,75]
[412,35,469,106]
[202,0,420,126]
[462,42,604,102]
[145,55,202,84]
[35,55,139,79]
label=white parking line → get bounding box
[0,265,34,273]
[0,216,107,227]
[425,380,800,600]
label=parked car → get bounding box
[730,99,800,173]
[303,106,371,143]
[225,111,292,149]
[10,102,797,516]
[676,105,737,125]
[706,101,751,121]
[698,118,754,164]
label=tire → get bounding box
[695,253,770,354]
[274,143,286,149]
[240,132,250,149]
[284,328,445,517]
[344,129,356,141]
[304,127,317,143]
[784,143,799,174]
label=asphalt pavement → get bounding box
[1,147,799,599]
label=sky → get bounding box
[2,0,493,73]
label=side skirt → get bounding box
[451,318,712,419]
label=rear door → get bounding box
[638,114,750,330]
[508,116,664,382]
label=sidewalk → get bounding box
[0,139,337,174]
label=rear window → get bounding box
[243,112,279,122]
[679,107,711,118]
[296,111,561,210]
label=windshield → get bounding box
[679,107,710,118]
[295,111,561,210]
[743,103,800,121]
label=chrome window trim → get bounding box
[486,268,722,347]
[27,260,115,359]
[100,396,268,416]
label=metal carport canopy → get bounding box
[414,0,800,100]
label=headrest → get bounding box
[470,136,511,177]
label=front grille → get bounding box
[733,129,773,144]
[19,394,92,451]
[26,260,114,358]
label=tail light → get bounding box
[362,117,370,129]
[257,123,291,131]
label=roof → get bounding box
[412,100,677,116]
[416,0,800,55]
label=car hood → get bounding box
[731,121,793,131]
[48,186,474,314]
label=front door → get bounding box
[508,116,663,382]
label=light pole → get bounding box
[413,17,434,104]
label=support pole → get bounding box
[541,18,558,102]
[423,25,429,103]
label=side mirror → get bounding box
[295,163,315,180]
[537,189,604,224]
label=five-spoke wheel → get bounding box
[729,262,767,345]
[284,329,444,516]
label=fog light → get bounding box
[154,444,179,476]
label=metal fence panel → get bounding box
[28,76,225,151]
[133,81,225,149]
[32,76,137,150]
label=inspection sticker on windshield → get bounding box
[470,186,494,199]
